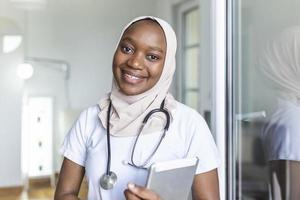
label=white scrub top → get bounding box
[262,99,300,161]
[60,101,220,200]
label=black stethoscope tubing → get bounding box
[101,99,170,190]
[129,100,170,169]
[105,101,113,176]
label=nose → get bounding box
[127,53,144,69]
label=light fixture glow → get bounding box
[3,35,22,53]
[17,63,34,79]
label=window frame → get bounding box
[175,0,200,111]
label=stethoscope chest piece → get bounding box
[100,171,117,190]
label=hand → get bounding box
[124,183,161,200]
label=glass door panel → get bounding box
[232,0,300,199]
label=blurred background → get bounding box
[1,0,300,199]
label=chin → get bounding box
[120,91,140,96]
[117,82,145,96]
[119,87,144,96]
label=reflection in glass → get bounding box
[260,27,300,200]
[232,0,300,199]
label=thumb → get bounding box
[127,183,160,200]
[127,183,139,193]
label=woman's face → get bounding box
[112,20,167,96]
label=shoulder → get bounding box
[174,101,208,127]
[77,104,100,124]
[171,102,212,141]
[71,104,102,138]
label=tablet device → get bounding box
[146,157,199,200]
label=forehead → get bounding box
[122,20,166,43]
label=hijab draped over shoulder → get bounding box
[260,26,300,104]
[98,16,177,137]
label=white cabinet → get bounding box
[27,97,53,177]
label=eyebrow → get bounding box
[121,37,165,53]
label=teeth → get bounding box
[125,73,140,80]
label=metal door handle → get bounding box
[235,111,266,121]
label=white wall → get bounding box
[0,51,24,187]
[0,0,26,187]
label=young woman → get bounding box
[54,16,220,200]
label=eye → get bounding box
[147,54,160,62]
[120,45,134,54]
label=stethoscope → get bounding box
[100,99,170,190]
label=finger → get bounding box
[127,183,160,200]
[124,189,141,200]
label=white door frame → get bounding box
[211,0,227,199]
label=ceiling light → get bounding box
[17,63,34,80]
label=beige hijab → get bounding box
[98,16,177,137]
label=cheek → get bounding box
[112,62,117,77]
[151,62,164,80]
[112,53,122,73]
[112,49,123,65]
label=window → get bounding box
[182,8,200,110]
[176,0,213,127]
[177,5,200,111]
[176,1,205,113]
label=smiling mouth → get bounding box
[125,73,140,80]
[122,70,146,84]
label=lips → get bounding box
[121,70,146,84]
